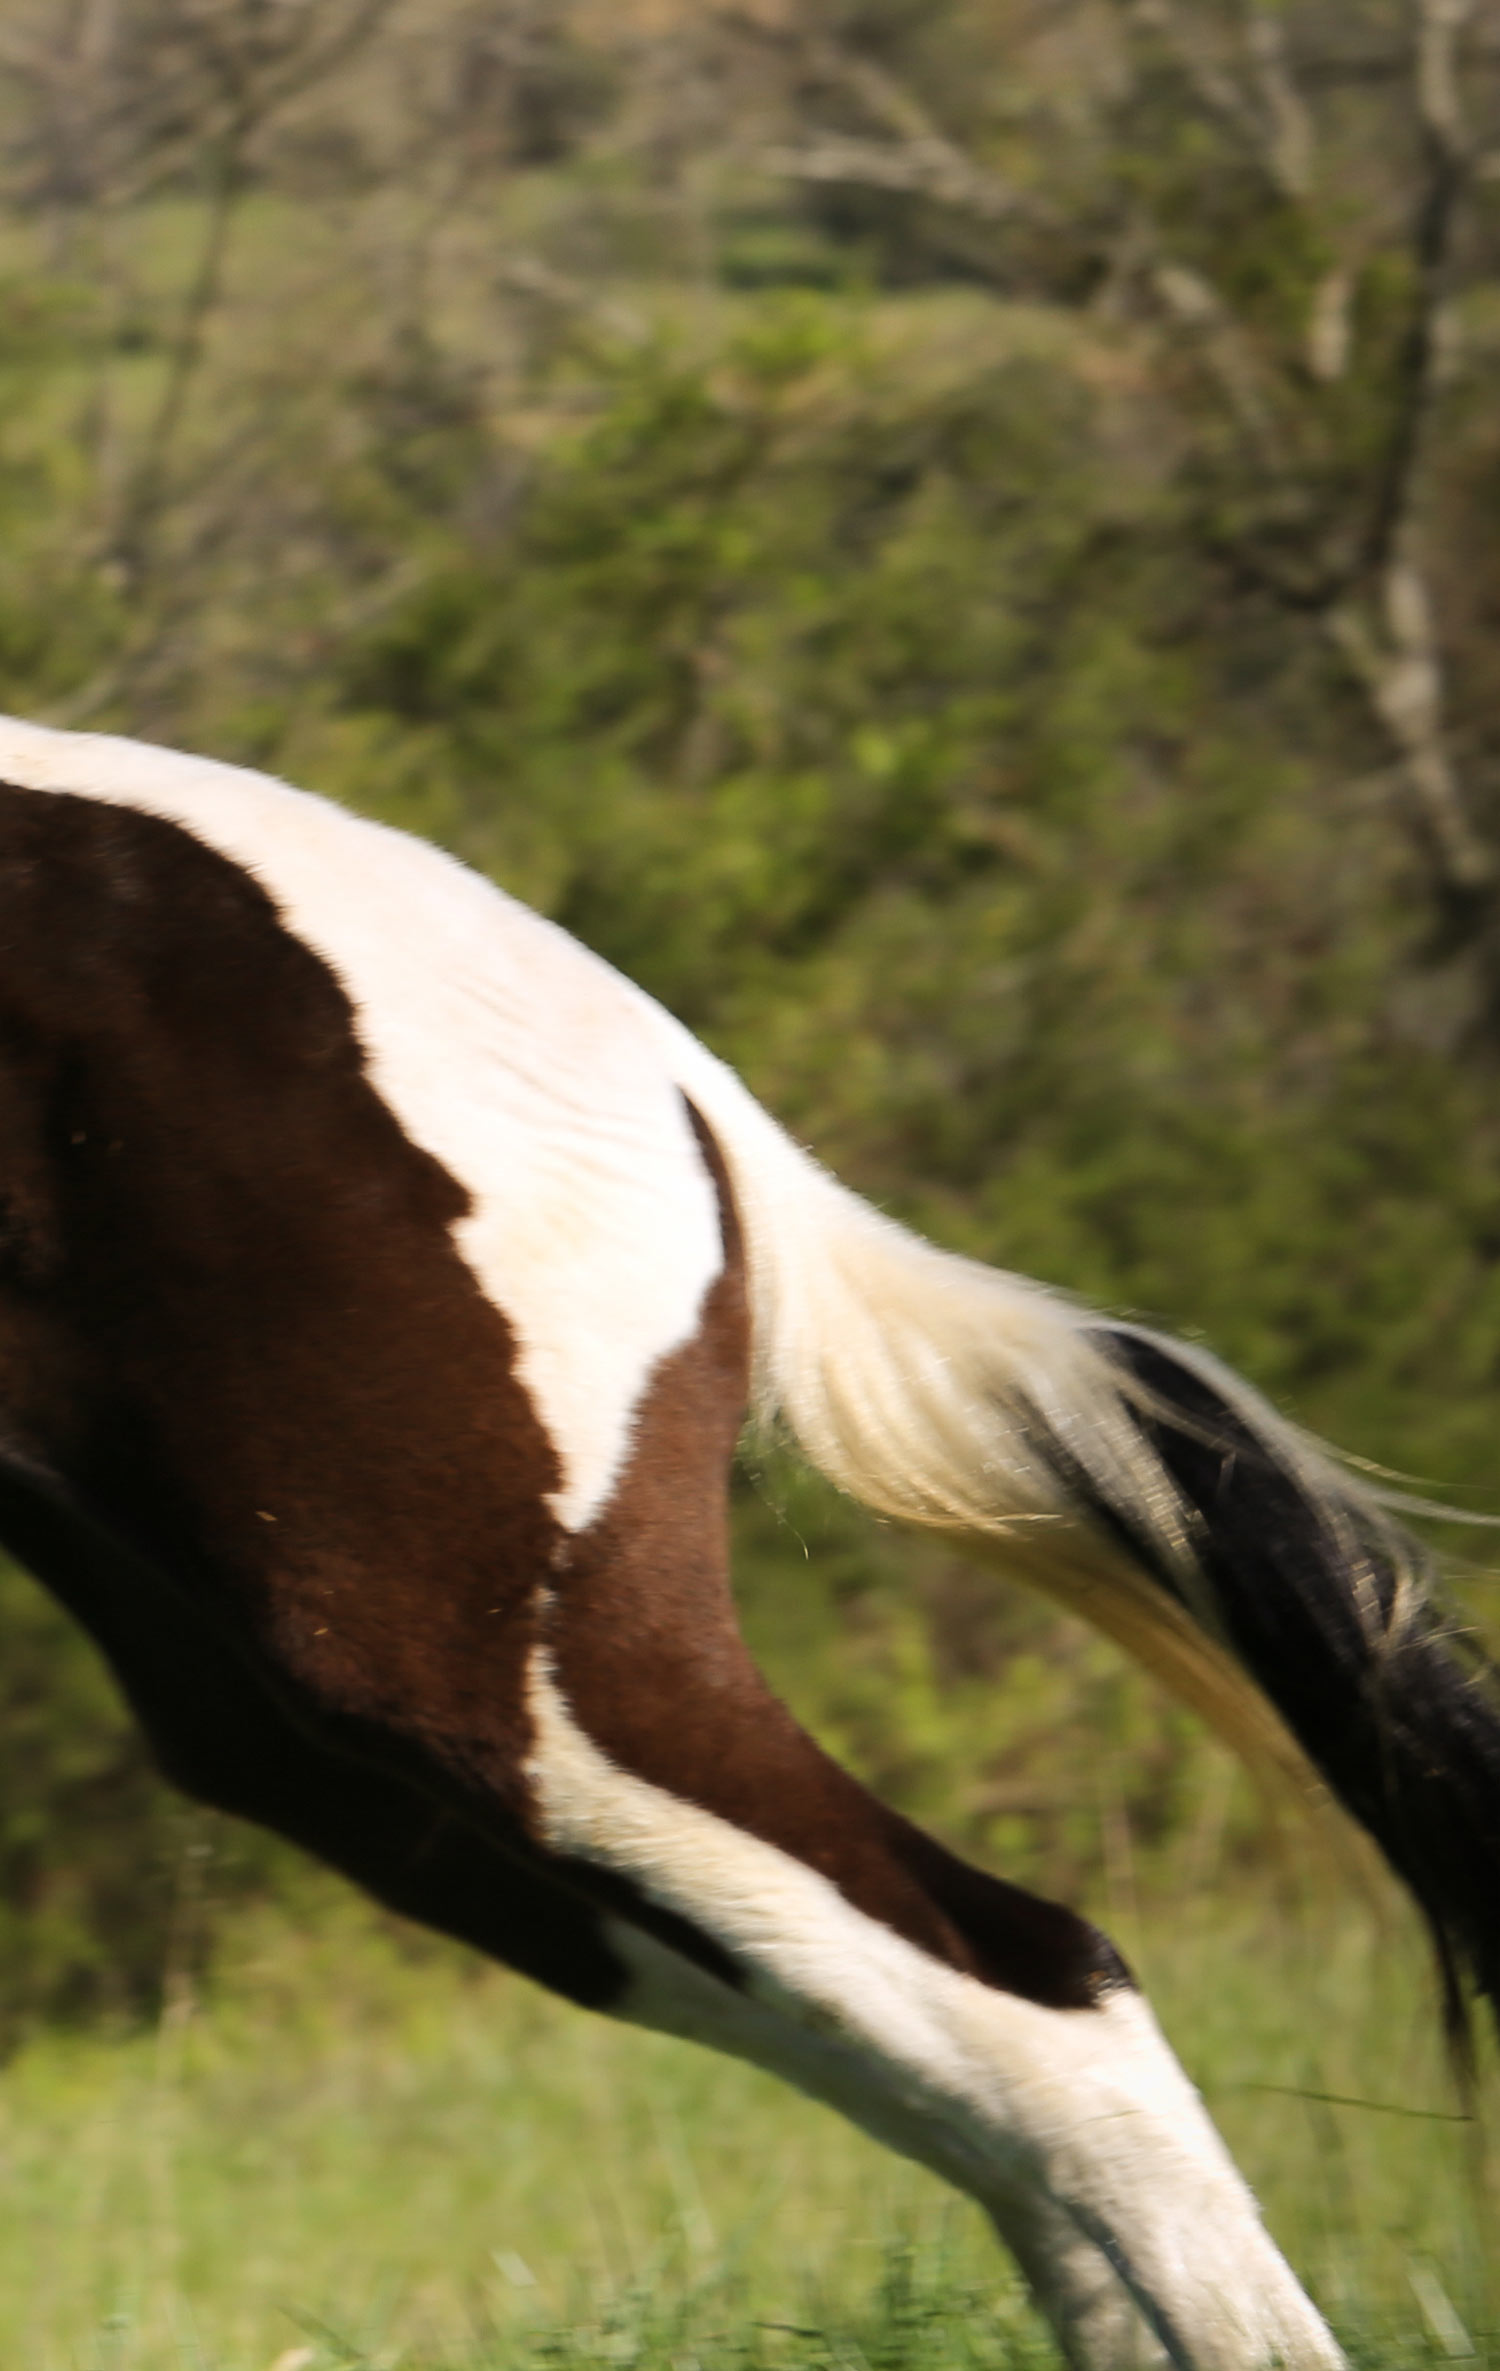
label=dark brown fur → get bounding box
[0,1459,630,2009]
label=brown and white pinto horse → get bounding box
[1,714,1498,2371]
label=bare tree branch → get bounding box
[1306,264,1354,380]
[1357,0,1477,587]
[1244,5,1316,198]
[720,7,1048,231]
[1150,259,1285,472]
[0,0,401,215]
[801,34,950,150]
[1115,0,1497,908]
[1128,0,1261,139]
[1317,0,1493,904]
[0,0,405,665]
[1329,562,1495,893]
[756,131,1035,224]
[1416,0,1475,155]
[494,252,647,342]
[109,117,248,584]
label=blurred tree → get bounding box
[723,0,1500,1007]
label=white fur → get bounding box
[603,1918,1174,2371]
[0,716,723,1530]
[527,1656,1343,2371]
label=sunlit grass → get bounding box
[0,1875,1494,2370]
[1,1893,1000,2371]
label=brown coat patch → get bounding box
[0,1456,630,2008]
[0,784,558,1815]
[552,1113,1128,2008]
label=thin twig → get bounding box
[757,134,1035,224]
[1359,0,1475,586]
[1244,5,1316,199]
[108,119,250,585]
[724,8,1047,229]
[1237,2081,1472,2123]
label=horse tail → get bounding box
[672,1048,1500,2051]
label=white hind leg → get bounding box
[526,1661,1343,2371]
[607,1916,1172,2371]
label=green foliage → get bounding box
[0,1560,175,2033]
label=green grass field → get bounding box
[1,1874,1494,2371]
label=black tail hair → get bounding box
[1094,1326,1500,2062]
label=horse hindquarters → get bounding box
[0,739,1346,2367]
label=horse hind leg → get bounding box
[525,1644,1342,2371]
[589,1907,1173,2371]
[525,1241,1342,2371]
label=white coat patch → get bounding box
[0,716,724,1529]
